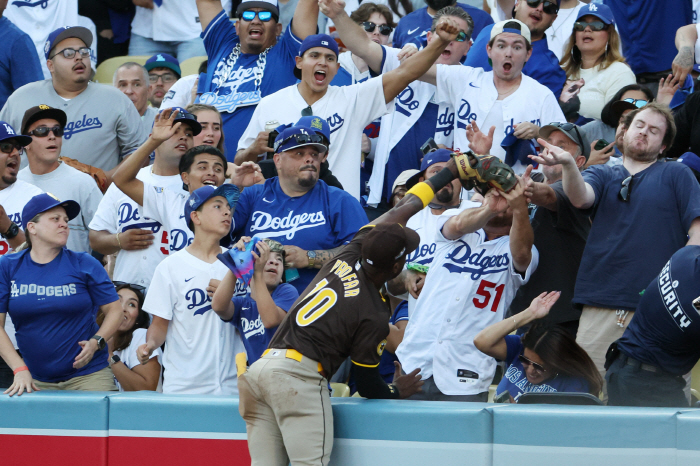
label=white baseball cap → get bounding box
[490,19,531,45]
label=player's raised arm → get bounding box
[196,0,225,32]
[380,16,459,103]
[441,190,509,240]
[319,0,384,73]
[499,176,534,273]
[291,0,320,39]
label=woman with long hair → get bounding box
[0,193,123,396]
[98,283,162,391]
[475,291,603,403]
[559,3,635,120]
[186,104,225,154]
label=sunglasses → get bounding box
[621,98,648,109]
[274,133,325,152]
[525,0,558,15]
[455,31,470,42]
[301,105,313,117]
[362,21,393,36]
[0,141,23,154]
[51,46,90,60]
[28,125,63,138]
[113,281,147,293]
[241,10,273,22]
[519,354,548,374]
[573,20,607,32]
[149,72,177,84]
[618,175,633,202]
[546,121,585,153]
[693,296,700,313]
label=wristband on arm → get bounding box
[13,366,28,375]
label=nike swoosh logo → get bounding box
[185,277,195,282]
[179,215,185,219]
[469,82,479,88]
[408,27,420,35]
[262,197,274,203]
[242,307,250,310]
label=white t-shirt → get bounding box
[160,75,199,110]
[131,0,231,42]
[0,180,43,349]
[18,163,102,253]
[396,221,539,395]
[574,62,636,120]
[238,78,394,200]
[89,166,183,288]
[113,328,163,392]
[142,181,192,252]
[545,1,586,61]
[144,248,244,395]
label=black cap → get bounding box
[361,224,420,271]
[22,105,68,134]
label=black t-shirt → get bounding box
[269,226,391,376]
[508,181,590,323]
[670,91,700,158]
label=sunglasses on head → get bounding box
[618,175,633,202]
[622,98,648,109]
[573,20,607,32]
[241,10,273,22]
[0,141,23,154]
[113,281,147,293]
[275,133,325,152]
[525,0,558,15]
[51,46,91,60]
[546,121,585,152]
[518,354,548,374]
[28,125,63,138]
[693,296,700,313]
[362,21,393,36]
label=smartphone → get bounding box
[594,139,610,151]
[266,129,279,160]
[420,138,439,155]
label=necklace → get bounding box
[550,3,580,41]
[218,43,272,91]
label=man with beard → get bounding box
[465,0,566,96]
[386,149,480,318]
[396,172,538,401]
[530,102,700,397]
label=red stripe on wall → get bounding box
[108,437,251,466]
[0,435,107,466]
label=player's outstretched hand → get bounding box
[404,269,425,299]
[119,228,154,251]
[531,139,576,167]
[500,174,528,211]
[482,188,509,214]
[434,16,460,43]
[4,370,39,397]
[151,108,181,143]
[393,361,423,398]
[528,291,561,320]
[521,165,534,202]
[318,0,346,19]
[466,121,495,155]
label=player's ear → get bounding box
[273,152,282,171]
[276,22,282,36]
[181,171,190,189]
[46,59,54,74]
[295,56,303,74]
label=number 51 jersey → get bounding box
[397,220,539,396]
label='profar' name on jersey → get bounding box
[330,260,360,297]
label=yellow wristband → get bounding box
[115,232,122,249]
[405,182,435,208]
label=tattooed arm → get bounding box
[282,245,346,269]
[673,24,697,85]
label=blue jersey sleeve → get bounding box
[392,300,409,323]
[271,283,299,311]
[233,183,261,237]
[81,254,119,307]
[11,34,43,89]
[503,334,524,366]
[328,188,368,244]
[276,21,305,61]
[0,257,11,314]
[201,10,239,57]
[582,164,615,209]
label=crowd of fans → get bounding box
[1,0,700,431]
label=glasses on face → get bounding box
[519,354,548,375]
[149,72,177,84]
[573,20,607,32]
[618,175,633,202]
[525,0,558,15]
[362,21,393,36]
[0,141,22,154]
[241,10,273,22]
[455,31,470,42]
[546,122,585,153]
[51,47,90,60]
[274,133,325,152]
[113,281,147,293]
[621,98,648,109]
[28,126,64,138]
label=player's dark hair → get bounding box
[600,84,654,128]
[521,323,603,396]
[198,59,208,75]
[350,3,397,28]
[431,6,474,40]
[97,284,149,352]
[179,145,228,190]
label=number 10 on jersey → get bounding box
[473,279,504,313]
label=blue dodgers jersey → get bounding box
[617,246,700,375]
[0,249,119,382]
[0,17,43,109]
[378,300,409,382]
[232,178,368,295]
[496,335,589,402]
[230,283,299,363]
[199,10,302,160]
[606,0,692,75]
[392,3,494,49]
[465,24,566,97]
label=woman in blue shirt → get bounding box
[0,193,123,396]
[475,291,602,403]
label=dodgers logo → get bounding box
[12,0,48,8]
[241,316,265,339]
[202,59,262,112]
[64,115,103,139]
[249,210,326,240]
[118,203,162,232]
[406,242,437,265]
[436,106,454,137]
[186,288,212,316]
[505,118,541,137]
[3,124,14,135]
[170,229,194,252]
[395,86,420,117]
[327,113,344,134]
[442,240,510,279]
[456,99,477,130]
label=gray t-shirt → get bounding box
[141,105,158,136]
[17,162,103,253]
[1,79,147,171]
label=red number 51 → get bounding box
[473,279,505,312]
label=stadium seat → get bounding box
[180,55,207,77]
[330,383,350,397]
[93,55,150,84]
[518,392,604,405]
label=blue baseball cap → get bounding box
[184,184,241,231]
[145,53,181,77]
[406,148,453,189]
[294,34,339,79]
[0,121,31,146]
[22,193,80,230]
[296,115,330,144]
[44,26,93,59]
[678,152,700,174]
[576,3,615,25]
[274,125,328,154]
[157,107,202,136]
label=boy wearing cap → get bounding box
[195,0,320,159]
[17,105,103,254]
[0,26,146,176]
[212,237,299,364]
[145,54,181,108]
[238,16,465,199]
[136,184,246,394]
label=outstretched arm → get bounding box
[442,190,508,240]
[499,177,533,273]
[196,0,224,32]
[291,0,319,39]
